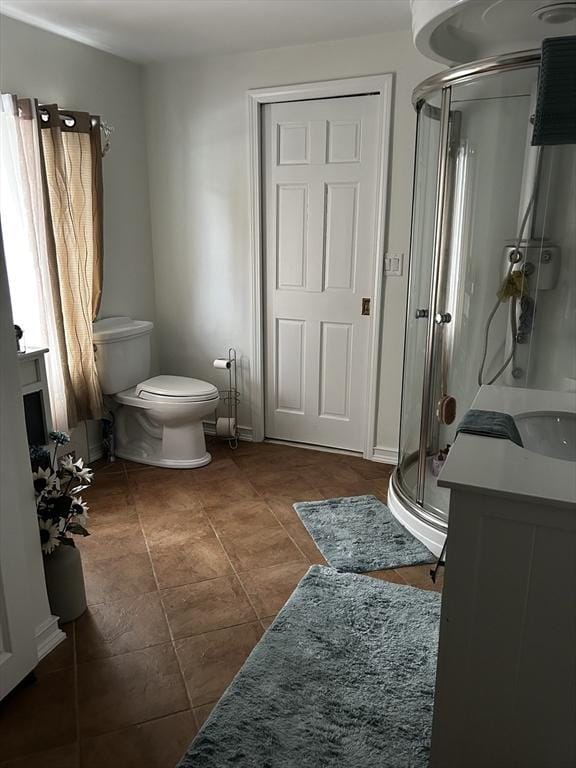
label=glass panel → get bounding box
[428,66,541,515]
[397,94,441,507]
[523,143,576,390]
[397,61,575,529]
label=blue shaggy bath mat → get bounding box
[178,565,440,768]
[294,494,436,572]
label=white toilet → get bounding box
[93,317,219,468]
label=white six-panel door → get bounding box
[263,95,379,451]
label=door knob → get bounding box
[435,312,452,324]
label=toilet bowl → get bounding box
[115,376,219,468]
[93,318,220,468]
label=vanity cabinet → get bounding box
[429,388,576,768]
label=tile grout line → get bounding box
[160,469,274,726]
[261,495,321,564]
[199,449,319,568]
[76,710,196,747]
[195,481,268,626]
[137,463,268,726]
[88,461,193,734]
[79,454,132,750]
[130,484,197,718]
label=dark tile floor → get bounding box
[0,439,442,767]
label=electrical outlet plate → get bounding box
[384,253,403,276]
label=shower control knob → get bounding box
[522,262,535,277]
[415,309,429,319]
[435,312,452,324]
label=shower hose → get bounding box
[477,184,538,387]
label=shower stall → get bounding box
[389,50,576,554]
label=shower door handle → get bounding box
[415,309,429,319]
[435,312,452,324]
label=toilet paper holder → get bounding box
[213,348,239,449]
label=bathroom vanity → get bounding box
[430,386,576,768]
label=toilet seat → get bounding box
[135,375,219,404]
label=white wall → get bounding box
[0,14,156,325]
[0,15,157,454]
[145,32,441,454]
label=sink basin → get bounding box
[514,411,576,462]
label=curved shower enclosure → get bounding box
[389,50,576,554]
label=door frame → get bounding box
[247,74,393,457]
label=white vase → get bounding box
[43,544,87,622]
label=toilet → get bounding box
[93,317,219,468]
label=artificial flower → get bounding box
[70,496,89,526]
[72,458,94,483]
[38,518,61,554]
[30,445,51,470]
[32,466,59,495]
[42,493,72,519]
[60,455,76,474]
[49,431,70,445]
[33,448,93,552]
[60,456,94,483]
[70,484,90,495]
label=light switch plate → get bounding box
[384,253,404,276]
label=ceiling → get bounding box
[0,0,412,63]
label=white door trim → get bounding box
[247,74,393,458]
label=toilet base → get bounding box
[115,448,212,469]
[114,402,215,469]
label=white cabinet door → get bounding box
[263,95,380,451]
[0,244,40,699]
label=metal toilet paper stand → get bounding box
[212,348,239,449]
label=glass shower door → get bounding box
[397,97,441,511]
[424,67,540,517]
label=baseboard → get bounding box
[370,445,399,465]
[203,421,254,442]
[35,615,66,661]
[88,441,105,463]
[266,438,361,457]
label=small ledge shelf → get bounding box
[17,347,53,447]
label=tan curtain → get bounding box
[0,95,70,430]
[37,103,103,425]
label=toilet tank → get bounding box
[93,317,153,394]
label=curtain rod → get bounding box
[36,106,114,157]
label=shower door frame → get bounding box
[392,48,542,537]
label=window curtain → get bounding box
[37,103,103,425]
[0,94,70,430]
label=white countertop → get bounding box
[438,386,576,509]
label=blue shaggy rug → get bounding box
[294,495,436,572]
[178,565,440,768]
